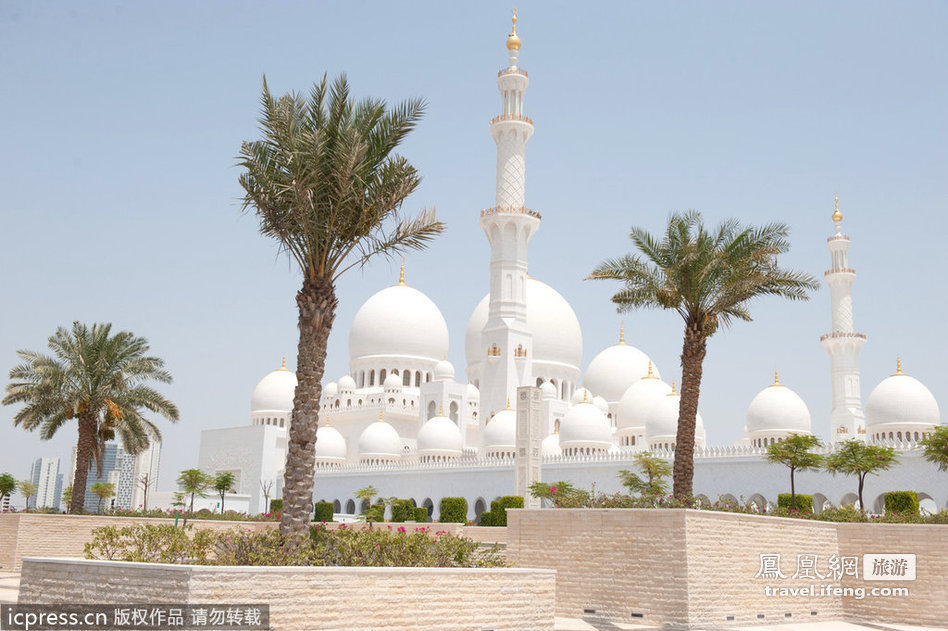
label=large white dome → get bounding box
[617,376,672,431]
[251,365,297,413]
[584,342,659,403]
[358,420,402,460]
[541,432,562,457]
[465,278,583,374]
[866,368,940,430]
[350,283,449,363]
[560,402,612,450]
[314,424,347,464]
[482,409,516,453]
[746,381,811,435]
[417,415,463,456]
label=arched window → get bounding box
[427,400,437,420]
[415,371,421,387]
[347,399,352,408]
[369,370,375,386]
[403,370,411,386]
[449,401,459,423]
[380,369,387,383]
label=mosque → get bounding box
[197,15,943,520]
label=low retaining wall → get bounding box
[18,558,555,631]
[507,508,948,628]
[0,514,500,570]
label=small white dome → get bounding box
[584,341,659,403]
[746,380,811,436]
[314,424,347,463]
[358,419,402,459]
[350,283,449,364]
[866,366,940,430]
[483,409,516,453]
[541,432,562,457]
[539,380,557,399]
[617,376,672,431]
[417,415,463,455]
[383,372,402,389]
[251,365,297,413]
[434,359,455,381]
[560,402,612,450]
[322,381,338,397]
[571,387,593,405]
[646,392,704,445]
[338,375,356,393]
[592,395,610,415]
[465,382,480,399]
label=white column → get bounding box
[515,386,543,509]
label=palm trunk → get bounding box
[790,467,796,510]
[69,411,97,514]
[280,275,337,539]
[673,323,707,501]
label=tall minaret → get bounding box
[478,10,539,419]
[820,193,868,442]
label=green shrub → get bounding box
[884,491,920,516]
[269,499,283,513]
[439,497,467,523]
[391,499,415,522]
[479,511,495,526]
[85,524,214,563]
[488,496,524,526]
[195,508,214,519]
[413,506,428,523]
[314,501,334,522]
[777,494,813,513]
[364,502,385,523]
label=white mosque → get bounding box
[197,16,944,520]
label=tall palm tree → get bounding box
[3,322,179,513]
[589,211,818,500]
[238,75,444,537]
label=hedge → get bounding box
[391,499,415,523]
[439,497,467,523]
[269,499,283,514]
[413,506,429,523]
[777,494,813,513]
[885,491,920,516]
[364,502,385,523]
[314,501,334,522]
[488,496,524,526]
[479,511,495,526]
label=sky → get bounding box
[1,1,946,501]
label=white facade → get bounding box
[195,17,945,518]
[29,457,63,510]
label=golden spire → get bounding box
[324,416,331,427]
[669,380,677,395]
[832,192,843,222]
[770,369,781,386]
[582,388,588,403]
[506,397,512,410]
[506,8,521,50]
[619,322,626,345]
[643,360,657,379]
[278,355,289,371]
[397,258,406,286]
[893,357,904,376]
[378,408,384,422]
[439,404,444,416]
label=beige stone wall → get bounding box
[838,523,948,626]
[0,514,20,570]
[19,558,556,631]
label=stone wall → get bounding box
[507,508,948,628]
[18,558,556,631]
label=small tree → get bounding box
[619,453,672,504]
[824,439,900,512]
[528,481,590,508]
[177,468,211,513]
[765,434,823,510]
[355,485,379,513]
[18,480,37,510]
[137,473,152,511]
[260,479,274,513]
[920,425,948,472]
[212,472,237,513]
[0,473,16,509]
[60,485,73,511]
[90,482,115,513]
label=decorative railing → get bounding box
[819,331,867,342]
[827,235,850,242]
[824,268,856,276]
[480,206,541,219]
[497,67,528,78]
[490,113,533,125]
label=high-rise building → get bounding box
[69,441,162,511]
[29,457,63,510]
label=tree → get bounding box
[0,473,15,509]
[238,75,444,538]
[920,425,948,472]
[137,473,152,512]
[60,485,72,511]
[824,439,900,512]
[213,472,237,513]
[765,433,824,510]
[260,479,273,514]
[90,482,115,514]
[588,212,817,500]
[355,485,379,513]
[3,322,179,513]
[177,469,211,513]
[18,480,37,510]
[619,452,672,503]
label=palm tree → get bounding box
[90,481,115,513]
[212,472,237,513]
[589,211,818,500]
[4,322,179,513]
[238,75,444,537]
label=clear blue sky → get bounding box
[1,1,946,498]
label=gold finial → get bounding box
[506,8,521,51]
[378,408,384,422]
[619,322,626,345]
[670,380,677,395]
[832,192,843,222]
[644,360,657,379]
[397,257,406,286]
[439,404,444,416]
[582,389,588,403]
[324,416,331,427]
[770,369,781,386]
[893,357,904,376]
[506,397,511,410]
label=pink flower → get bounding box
[397,527,406,533]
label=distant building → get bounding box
[29,457,63,510]
[69,441,161,511]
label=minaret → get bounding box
[478,10,539,419]
[820,193,868,441]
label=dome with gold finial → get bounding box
[583,326,660,405]
[745,371,812,442]
[865,358,940,438]
[251,359,298,422]
[506,9,521,50]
